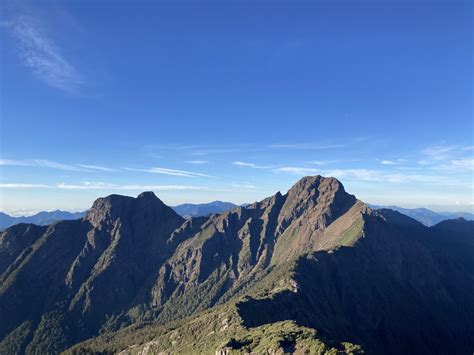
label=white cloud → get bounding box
[274,167,319,175]
[381,160,398,165]
[421,144,459,161]
[272,166,468,186]
[437,158,474,173]
[233,161,270,169]
[126,167,216,178]
[57,182,113,189]
[1,182,210,191]
[417,144,474,173]
[143,144,247,156]
[0,159,28,167]
[322,168,471,186]
[119,185,209,191]
[323,168,438,184]
[32,159,87,171]
[1,159,86,171]
[75,164,118,172]
[231,183,257,189]
[0,183,50,188]
[185,160,209,165]
[3,15,83,92]
[0,208,44,217]
[269,143,345,150]
[307,160,336,165]
[450,158,474,170]
[0,159,115,172]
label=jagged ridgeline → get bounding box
[0,176,473,354]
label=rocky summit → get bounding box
[0,176,473,354]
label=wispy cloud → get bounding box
[191,148,244,156]
[75,164,118,172]
[274,167,319,175]
[143,144,249,157]
[144,144,203,151]
[126,167,216,178]
[231,183,257,189]
[142,142,350,160]
[272,166,471,187]
[2,15,83,92]
[117,184,210,191]
[307,160,337,165]
[0,183,50,189]
[323,169,437,184]
[0,159,115,172]
[185,160,209,165]
[450,158,474,169]
[418,144,474,173]
[1,158,86,171]
[1,182,210,191]
[437,158,474,173]
[269,143,346,150]
[422,144,458,159]
[0,159,31,167]
[233,161,270,169]
[32,159,87,171]
[381,160,398,165]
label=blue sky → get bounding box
[0,0,472,215]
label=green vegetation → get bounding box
[65,302,362,354]
[220,321,363,354]
[272,224,301,264]
[26,310,69,355]
[338,218,364,247]
[65,258,362,354]
[0,321,32,355]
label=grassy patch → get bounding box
[338,218,364,247]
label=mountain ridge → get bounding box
[1,176,473,354]
[369,204,474,226]
[2,201,471,231]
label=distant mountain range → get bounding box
[171,201,237,219]
[0,210,86,230]
[369,205,474,226]
[2,202,471,231]
[1,176,473,354]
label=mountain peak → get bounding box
[86,192,177,228]
[283,175,352,217]
[136,191,159,202]
[272,175,358,261]
[289,175,342,192]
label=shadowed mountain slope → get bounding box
[0,192,184,354]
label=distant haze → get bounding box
[1,198,472,231]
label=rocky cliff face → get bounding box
[0,192,184,353]
[149,176,363,322]
[1,176,473,355]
